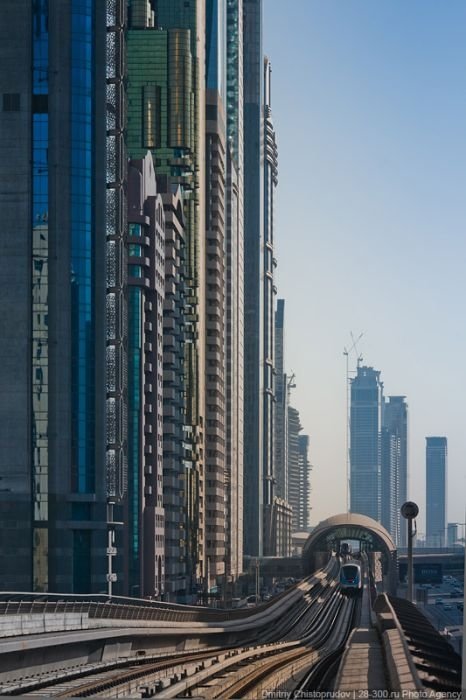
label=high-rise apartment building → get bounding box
[224,0,244,580]
[126,154,165,598]
[287,406,302,533]
[0,1,126,592]
[426,437,447,548]
[127,1,206,591]
[274,300,288,502]
[297,435,312,531]
[158,178,188,601]
[205,0,227,586]
[350,366,384,522]
[381,396,408,547]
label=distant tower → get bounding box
[426,437,447,547]
[274,300,288,501]
[382,396,408,547]
[350,366,384,521]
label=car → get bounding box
[456,603,463,611]
[443,604,453,610]
[435,598,444,605]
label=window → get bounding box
[3,93,20,111]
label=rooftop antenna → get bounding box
[343,332,364,513]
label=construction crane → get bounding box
[343,332,364,513]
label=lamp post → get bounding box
[401,501,419,603]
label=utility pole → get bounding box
[343,332,363,513]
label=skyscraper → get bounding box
[158,177,188,601]
[243,0,264,557]
[205,0,227,585]
[426,437,447,548]
[287,406,302,534]
[350,366,384,522]
[127,0,207,592]
[274,299,288,502]
[224,0,245,581]
[0,1,125,592]
[126,154,165,598]
[243,1,278,557]
[297,435,312,531]
[382,396,408,547]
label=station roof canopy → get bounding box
[302,512,396,562]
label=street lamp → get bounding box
[401,501,419,603]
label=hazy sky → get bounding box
[264,0,466,535]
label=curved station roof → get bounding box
[302,512,396,573]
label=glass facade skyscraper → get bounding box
[382,396,408,547]
[0,1,115,592]
[350,366,383,522]
[426,437,447,548]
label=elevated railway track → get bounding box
[0,556,461,698]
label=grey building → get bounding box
[297,435,312,531]
[127,0,207,593]
[287,406,302,534]
[243,0,279,557]
[426,437,447,548]
[126,154,165,598]
[262,56,278,556]
[158,179,188,601]
[274,300,288,502]
[0,1,126,592]
[381,396,408,547]
[350,366,384,522]
[225,0,245,582]
[243,0,264,557]
[205,0,227,587]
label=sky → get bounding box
[264,0,466,535]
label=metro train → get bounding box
[340,542,352,557]
[339,562,362,594]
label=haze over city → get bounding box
[266,0,466,533]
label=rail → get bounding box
[0,557,339,626]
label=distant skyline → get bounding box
[265,0,466,535]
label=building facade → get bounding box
[127,3,206,590]
[224,0,244,580]
[350,366,384,522]
[243,0,264,557]
[381,396,408,547]
[0,0,118,592]
[126,154,165,597]
[261,57,278,556]
[287,406,302,534]
[297,435,312,531]
[204,0,227,588]
[426,437,447,548]
[158,178,188,601]
[274,299,288,502]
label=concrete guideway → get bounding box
[335,568,388,692]
[0,563,339,693]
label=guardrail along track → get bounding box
[387,595,461,693]
[0,564,341,698]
